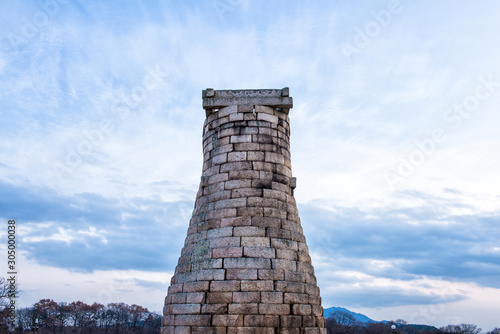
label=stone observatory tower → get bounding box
[162,88,326,334]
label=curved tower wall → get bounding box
[162,88,326,334]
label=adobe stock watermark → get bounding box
[90,271,129,305]
[406,279,463,325]
[385,74,499,190]
[6,0,70,48]
[52,64,166,182]
[212,0,243,20]
[340,0,407,64]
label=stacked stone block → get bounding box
[162,88,326,334]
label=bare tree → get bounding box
[66,300,88,327]
[34,299,63,332]
[0,277,19,332]
[327,310,363,334]
[15,306,37,332]
[333,311,358,327]
[144,312,161,330]
[440,324,482,334]
[129,304,149,328]
[11,298,162,333]
[364,322,394,334]
[89,302,105,329]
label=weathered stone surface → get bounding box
[243,246,276,259]
[207,292,233,304]
[228,151,247,162]
[227,327,275,334]
[228,303,259,314]
[221,216,251,227]
[210,280,241,292]
[231,188,262,198]
[214,199,246,210]
[261,291,283,304]
[163,88,324,332]
[170,293,186,304]
[303,316,316,327]
[183,281,209,293]
[201,304,228,314]
[284,293,309,304]
[224,257,271,269]
[212,247,243,258]
[209,237,241,248]
[257,112,279,124]
[175,314,211,326]
[229,170,260,180]
[185,292,205,304]
[276,249,298,261]
[233,226,266,237]
[247,151,265,161]
[207,227,234,238]
[212,314,244,327]
[203,88,293,110]
[171,304,201,315]
[271,238,298,251]
[226,268,258,280]
[272,259,297,271]
[232,291,260,303]
[192,327,227,334]
[277,328,301,334]
[162,316,175,327]
[281,315,303,328]
[212,153,227,165]
[241,237,270,247]
[244,314,279,327]
[230,134,252,144]
[259,303,290,315]
[259,269,285,281]
[275,281,305,293]
[292,304,312,316]
[252,217,281,229]
[241,280,274,292]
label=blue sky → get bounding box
[1,0,500,330]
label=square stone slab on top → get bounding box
[202,88,293,116]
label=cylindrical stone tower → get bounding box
[162,88,326,334]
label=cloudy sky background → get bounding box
[1,0,500,330]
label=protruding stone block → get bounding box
[282,87,290,97]
[205,88,215,97]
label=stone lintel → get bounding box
[202,88,293,111]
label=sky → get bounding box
[1,0,500,330]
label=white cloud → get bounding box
[354,285,500,331]
[22,224,108,244]
[1,0,500,330]
[0,251,170,312]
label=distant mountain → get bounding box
[324,307,440,333]
[324,306,376,324]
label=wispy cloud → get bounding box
[1,0,500,330]
[1,181,193,271]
